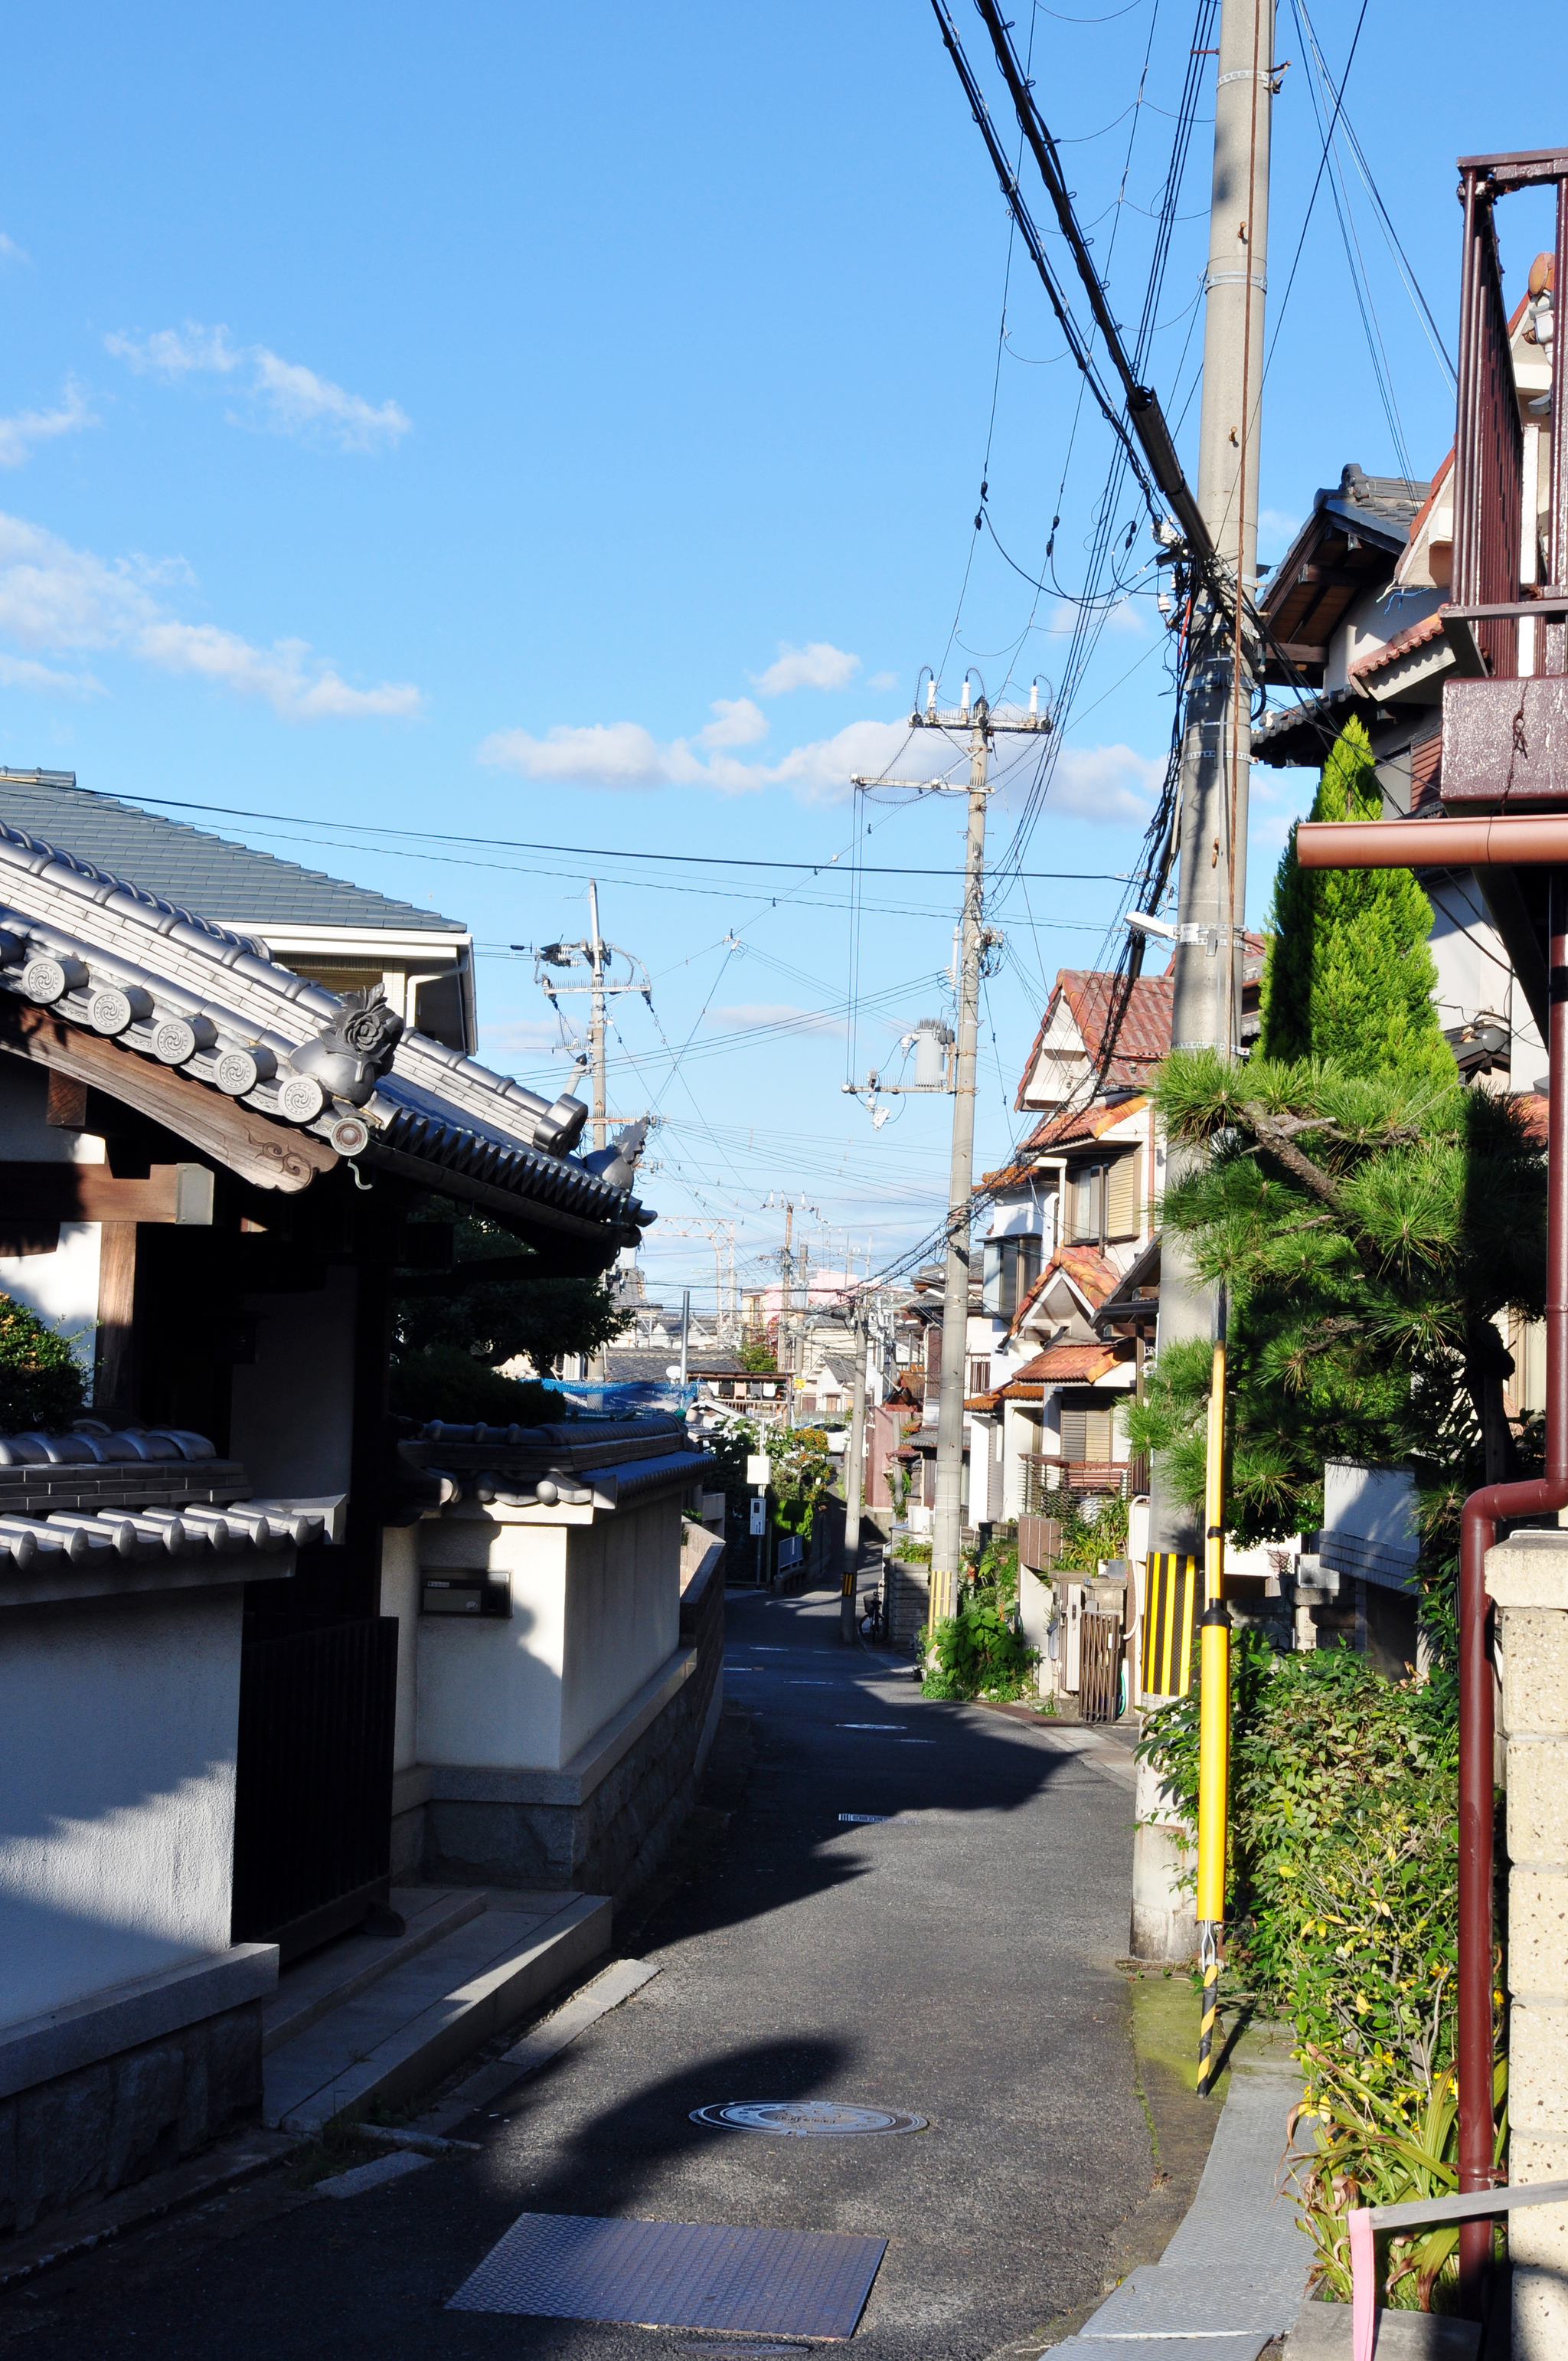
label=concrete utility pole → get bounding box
[586,878,607,1155]
[840,1298,870,1643]
[913,682,1050,1624]
[1148,0,1274,1560]
[529,885,651,1161]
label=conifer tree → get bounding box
[1258,716,1455,1088]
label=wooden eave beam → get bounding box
[0,1162,215,1224]
[0,1003,338,1195]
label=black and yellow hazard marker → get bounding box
[1196,1923,1221,2097]
[1142,1551,1198,1698]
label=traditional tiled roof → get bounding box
[1013,972,1174,1110]
[0,816,645,1255]
[999,1342,1123,1394]
[1349,609,1446,682]
[1023,1093,1152,1156]
[0,771,462,933]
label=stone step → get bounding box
[262,1889,612,2134]
[261,1885,488,2056]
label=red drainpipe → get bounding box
[1297,827,1568,2317]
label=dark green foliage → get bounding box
[1128,1050,1546,1558]
[737,1339,777,1372]
[0,1293,87,1430]
[1258,718,1455,1087]
[923,1599,1036,1700]
[387,1342,570,1426]
[1140,1643,1463,2308]
[394,1204,630,1376]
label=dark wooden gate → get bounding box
[231,1616,399,1962]
[1078,1611,1122,1725]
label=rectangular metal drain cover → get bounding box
[448,2211,887,2339]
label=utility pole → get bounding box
[910,678,1050,1625]
[840,1296,870,1643]
[529,886,652,1159]
[1135,0,1273,1996]
[1149,0,1274,1562]
[586,879,607,1154]
[678,1287,691,1390]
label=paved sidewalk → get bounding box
[1050,2039,1308,2359]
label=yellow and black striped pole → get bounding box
[1194,1288,1230,2098]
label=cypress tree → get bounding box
[1257,716,1455,1087]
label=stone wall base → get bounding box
[0,1997,263,2241]
[422,1539,726,1903]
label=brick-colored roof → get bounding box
[1022,1093,1150,1157]
[1350,609,1446,684]
[1003,1242,1121,1339]
[1000,1342,1122,1393]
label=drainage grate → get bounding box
[691,2101,926,2137]
[447,2212,886,2340]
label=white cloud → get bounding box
[0,652,101,697]
[1258,508,1303,559]
[0,380,96,470]
[751,640,861,695]
[106,324,241,378]
[105,321,410,452]
[696,695,767,750]
[479,710,932,805]
[247,348,410,450]
[0,510,421,721]
[481,1017,567,1056]
[1012,741,1165,826]
[0,234,32,270]
[480,719,668,790]
[868,670,899,692]
[703,1002,846,1036]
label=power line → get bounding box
[109,790,1131,882]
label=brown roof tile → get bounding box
[1000,1341,1124,1392]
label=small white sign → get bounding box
[745,1454,770,1487]
[749,1497,767,1537]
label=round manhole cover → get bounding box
[690,2100,927,2136]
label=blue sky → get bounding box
[0,3,1554,1309]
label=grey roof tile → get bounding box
[0,770,463,934]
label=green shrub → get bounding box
[922,1601,1037,1701]
[0,1293,87,1430]
[388,1343,570,1426]
[1139,1640,1462,2308]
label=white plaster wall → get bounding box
[559,1495,681,1762]
[0,1053,104,1387]
[0,1589,242,2029]
[381,1525,422,1775]
[228,1264,356,1495]
[416,1514,569,1770]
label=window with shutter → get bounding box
[1106,1152,1141,1239]
[969,1358,991,1395]
[1018,1234,1043,1301]
[1059,1405,1089,1460]
[1084,1404,1115,1463]
[1068,1166,1104,1242]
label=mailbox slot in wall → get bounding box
[421,1574,511,1618]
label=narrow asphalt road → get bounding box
[11,1583,1160,2361]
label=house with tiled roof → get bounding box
[1251,292,1555,1096]
[0,770,477,1053]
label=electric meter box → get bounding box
[420,1572,511,1619]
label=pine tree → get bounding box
[1258,717,1455,1089]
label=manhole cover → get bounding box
[691,2101,926,2137]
